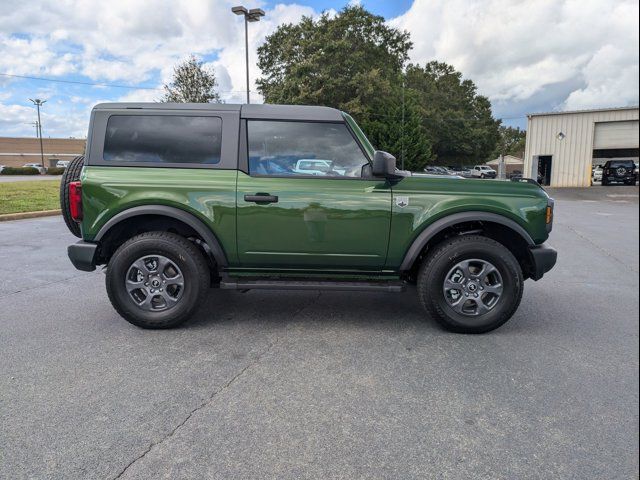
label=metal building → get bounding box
[523,106,639,187]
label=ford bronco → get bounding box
[62,103,557,333]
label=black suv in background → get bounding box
[602,160,638,186]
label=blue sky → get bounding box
[0,0,638,139]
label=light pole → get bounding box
[29,98,46,170]
[232,5,265,104]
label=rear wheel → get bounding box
[106,231,210,329]
[417,235,524,333]
[59,155,85,237]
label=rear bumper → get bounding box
[528,243,557,281]
[68,241,98,272]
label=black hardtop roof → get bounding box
[92,103,344,121]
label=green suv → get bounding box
[63,103,556,333]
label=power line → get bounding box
[0,72,252,94]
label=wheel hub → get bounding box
[125,255,184,312]
[442,259,503,317]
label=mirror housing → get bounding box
[372,151,399,178]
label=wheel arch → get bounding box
[399,212,535,277]
[94,205,228,269]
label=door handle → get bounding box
[244,194,279,204]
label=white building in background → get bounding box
[523,106,639,187]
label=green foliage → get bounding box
[256,6,432,168]
[46,167,65,175]
[0,167,40,175]
[162,55,222,103]
[493,126,526,159]
[256,6,501,171]
[405,62,501,166]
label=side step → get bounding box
[220,278,406,292]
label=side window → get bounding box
[103,115,222,165]
[247,121,369,178]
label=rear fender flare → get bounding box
[94,205,228,267]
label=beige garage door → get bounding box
[593,120,639,149]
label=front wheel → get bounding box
[106,231,210,328]
[417,235,524,333]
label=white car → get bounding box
[0,165,5,173]
[293,159,345,176]
[592,166,603,183]
[471,165,497,178]
[23,163,46,174]
[56,160,70,168]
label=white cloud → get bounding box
[0,0,322,135]
[391,0,639,116]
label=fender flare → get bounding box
[94,205,228,267]
[399,211,535,271]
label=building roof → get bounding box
[487,155,523,165]
[527,105,639,118]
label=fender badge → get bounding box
[395,196,409,208]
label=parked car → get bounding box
[56,160,70,168]
[22,163,45,174]
[591,165,603,184]
[0,165,5,173]
[423,166,450,175]
[601,159,637,186]
[471,165,497,179]
[63,103,556,334]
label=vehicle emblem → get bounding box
[395,196,409,208]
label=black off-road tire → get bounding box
[417,235,524,334]
[59,155,85,237]
[602,178,609,186]
[106,231,210,329]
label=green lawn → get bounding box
[0,180,61,215]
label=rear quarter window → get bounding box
[103,115,222,165]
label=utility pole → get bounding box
[29,98,46,171]
[232,6,265,104]
[401,78,406,171]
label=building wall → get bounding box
[0,137,86,168]
[524,107,639,187]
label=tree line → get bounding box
[162,6,526,171]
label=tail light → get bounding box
[69,181,83,222]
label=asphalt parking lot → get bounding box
[1,186,638,479]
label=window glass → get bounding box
[247,121,369,177]
[104,115,222,164]
[609,160,633,168]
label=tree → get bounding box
[405,61,500,166]
[162,55,222,103]
[492,126,526,159]
[256,6,432,168]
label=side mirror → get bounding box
[372,151,397,178]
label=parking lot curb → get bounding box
[0,209,62,222]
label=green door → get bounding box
[236,120,392,269]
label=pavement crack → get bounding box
[111,343,273,479]
[561,223,639,274]
[112,291,323,479]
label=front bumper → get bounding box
[528,243,557,281]
[68,241,98,272]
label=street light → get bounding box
[232,5,265,104]
[29,98,47,171]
